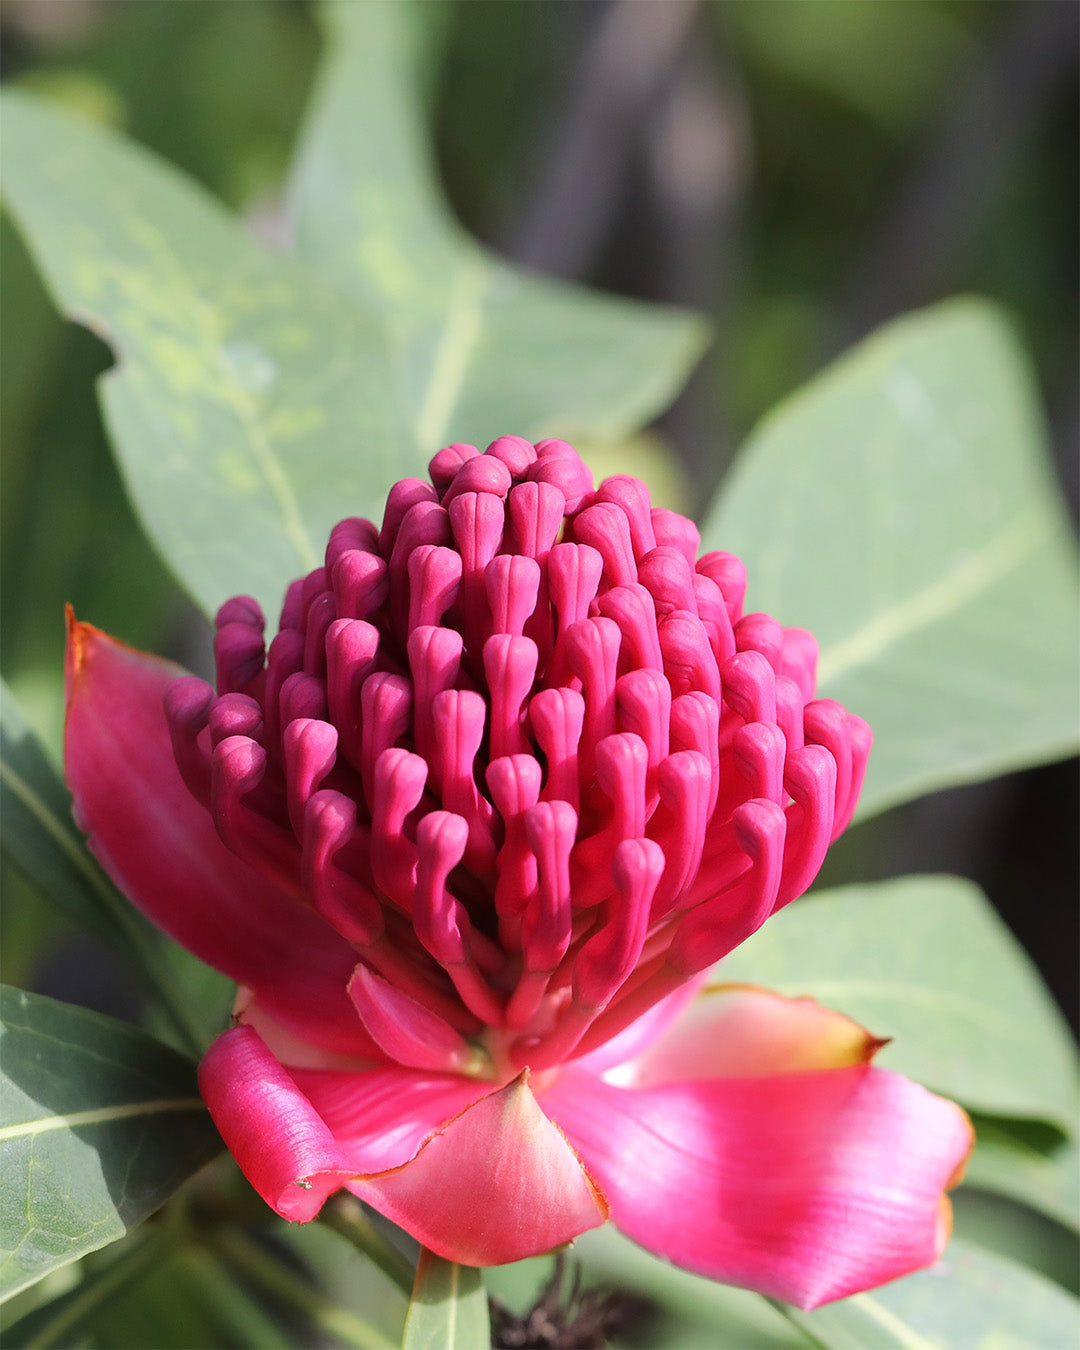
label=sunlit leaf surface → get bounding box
[0,90,404,620]
[0,986,220,1301]
[784,1237,1080,1350]
[702,301,1080,818]
[719,876,1080,1133]
[0,3,705,622]
[289,1,708,455]
[402,1250,490,1350]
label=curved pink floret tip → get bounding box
[64,438,970,1302]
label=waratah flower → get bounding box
[65,436,971,1308]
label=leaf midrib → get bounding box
[413,253,488,453]
[0,1098,206,1141]
[108,211,320,574]
[816,509,1040,690]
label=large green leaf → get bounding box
[701,301,1079,819]
[0,89,405,621]
[1,678,131,956]
[288,0,708,454]
[782,1238,1080,1349]
[963,1117,1079,1233]
[0,986,221,1301]
[401,1251,490,1350]
[579,1229,1080,1350]
[0,679,215,1057]
[574,1227,809,1348]
[719,876,1079,1133]
[1,8,705,623]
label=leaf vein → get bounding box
[816,509,1040,689]
[0,1098,205,1142]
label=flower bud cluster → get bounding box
[164,437,870,1074]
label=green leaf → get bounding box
[3,1227,174,1349]
[963,1117,1079,1232]
[0,986,221,1301]
[701,300,1079,819]
[718,875,1080,1133]
[402,1250,490,1350]
[1,678,134,956]
[125,1245,296,1350]
[214,1230,397,1350]
[574,1226,810,1348]
[1,9,705,625]
[0,88,406,621]
[0,679,214,1057]
[288,0,708,456]
[780,1237,1080,1350]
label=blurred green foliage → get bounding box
[0,2,1076,1347]
[3,0,1075,737]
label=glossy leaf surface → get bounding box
[719,875,1080,1133]
[784,1237,1080,1349]
[0,986,221,1300]
[702,301,1080,818]
[1,4,704,622]
[402,1250,490,1350]
[289,0,708,454]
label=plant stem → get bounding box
[320,1196,417,1295]
[174,1245,293,1350]
[214,1230,398,1350]
[766,1298,833,1349]
[16,1227,174,1349]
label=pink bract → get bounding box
[64,436,972,1308]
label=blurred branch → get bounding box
[506,0,700,277]
[214,1230,397,1350]
[645,30,750,485]
[320,1195,416,1296]
[835,0,1078,347]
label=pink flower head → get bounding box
[65,437,971,1307]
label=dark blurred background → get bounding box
[2,0,1076,1028]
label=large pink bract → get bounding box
[65,436,971,1308]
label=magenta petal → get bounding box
[569,973,710,1075]
[291,1065,610,1263]
[615,984,885,1088]
[542,1062,972,1308]
[289,1063,487,1172]
[64,616,370,1054]
[199,1026,354,1221]
[347,965,484,1075]
[348,1072,610,1266]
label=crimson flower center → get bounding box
[162,436,870,1075]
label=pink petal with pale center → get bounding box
[610,982,885,1088]
[567,972,710,1075]
[199,1026,355,1222]
[346,1072,610,1266]
[541,1061,972,1308]
[290,1063,494,1173]
[204,1030,609,1265]
[64,615,372,1055]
